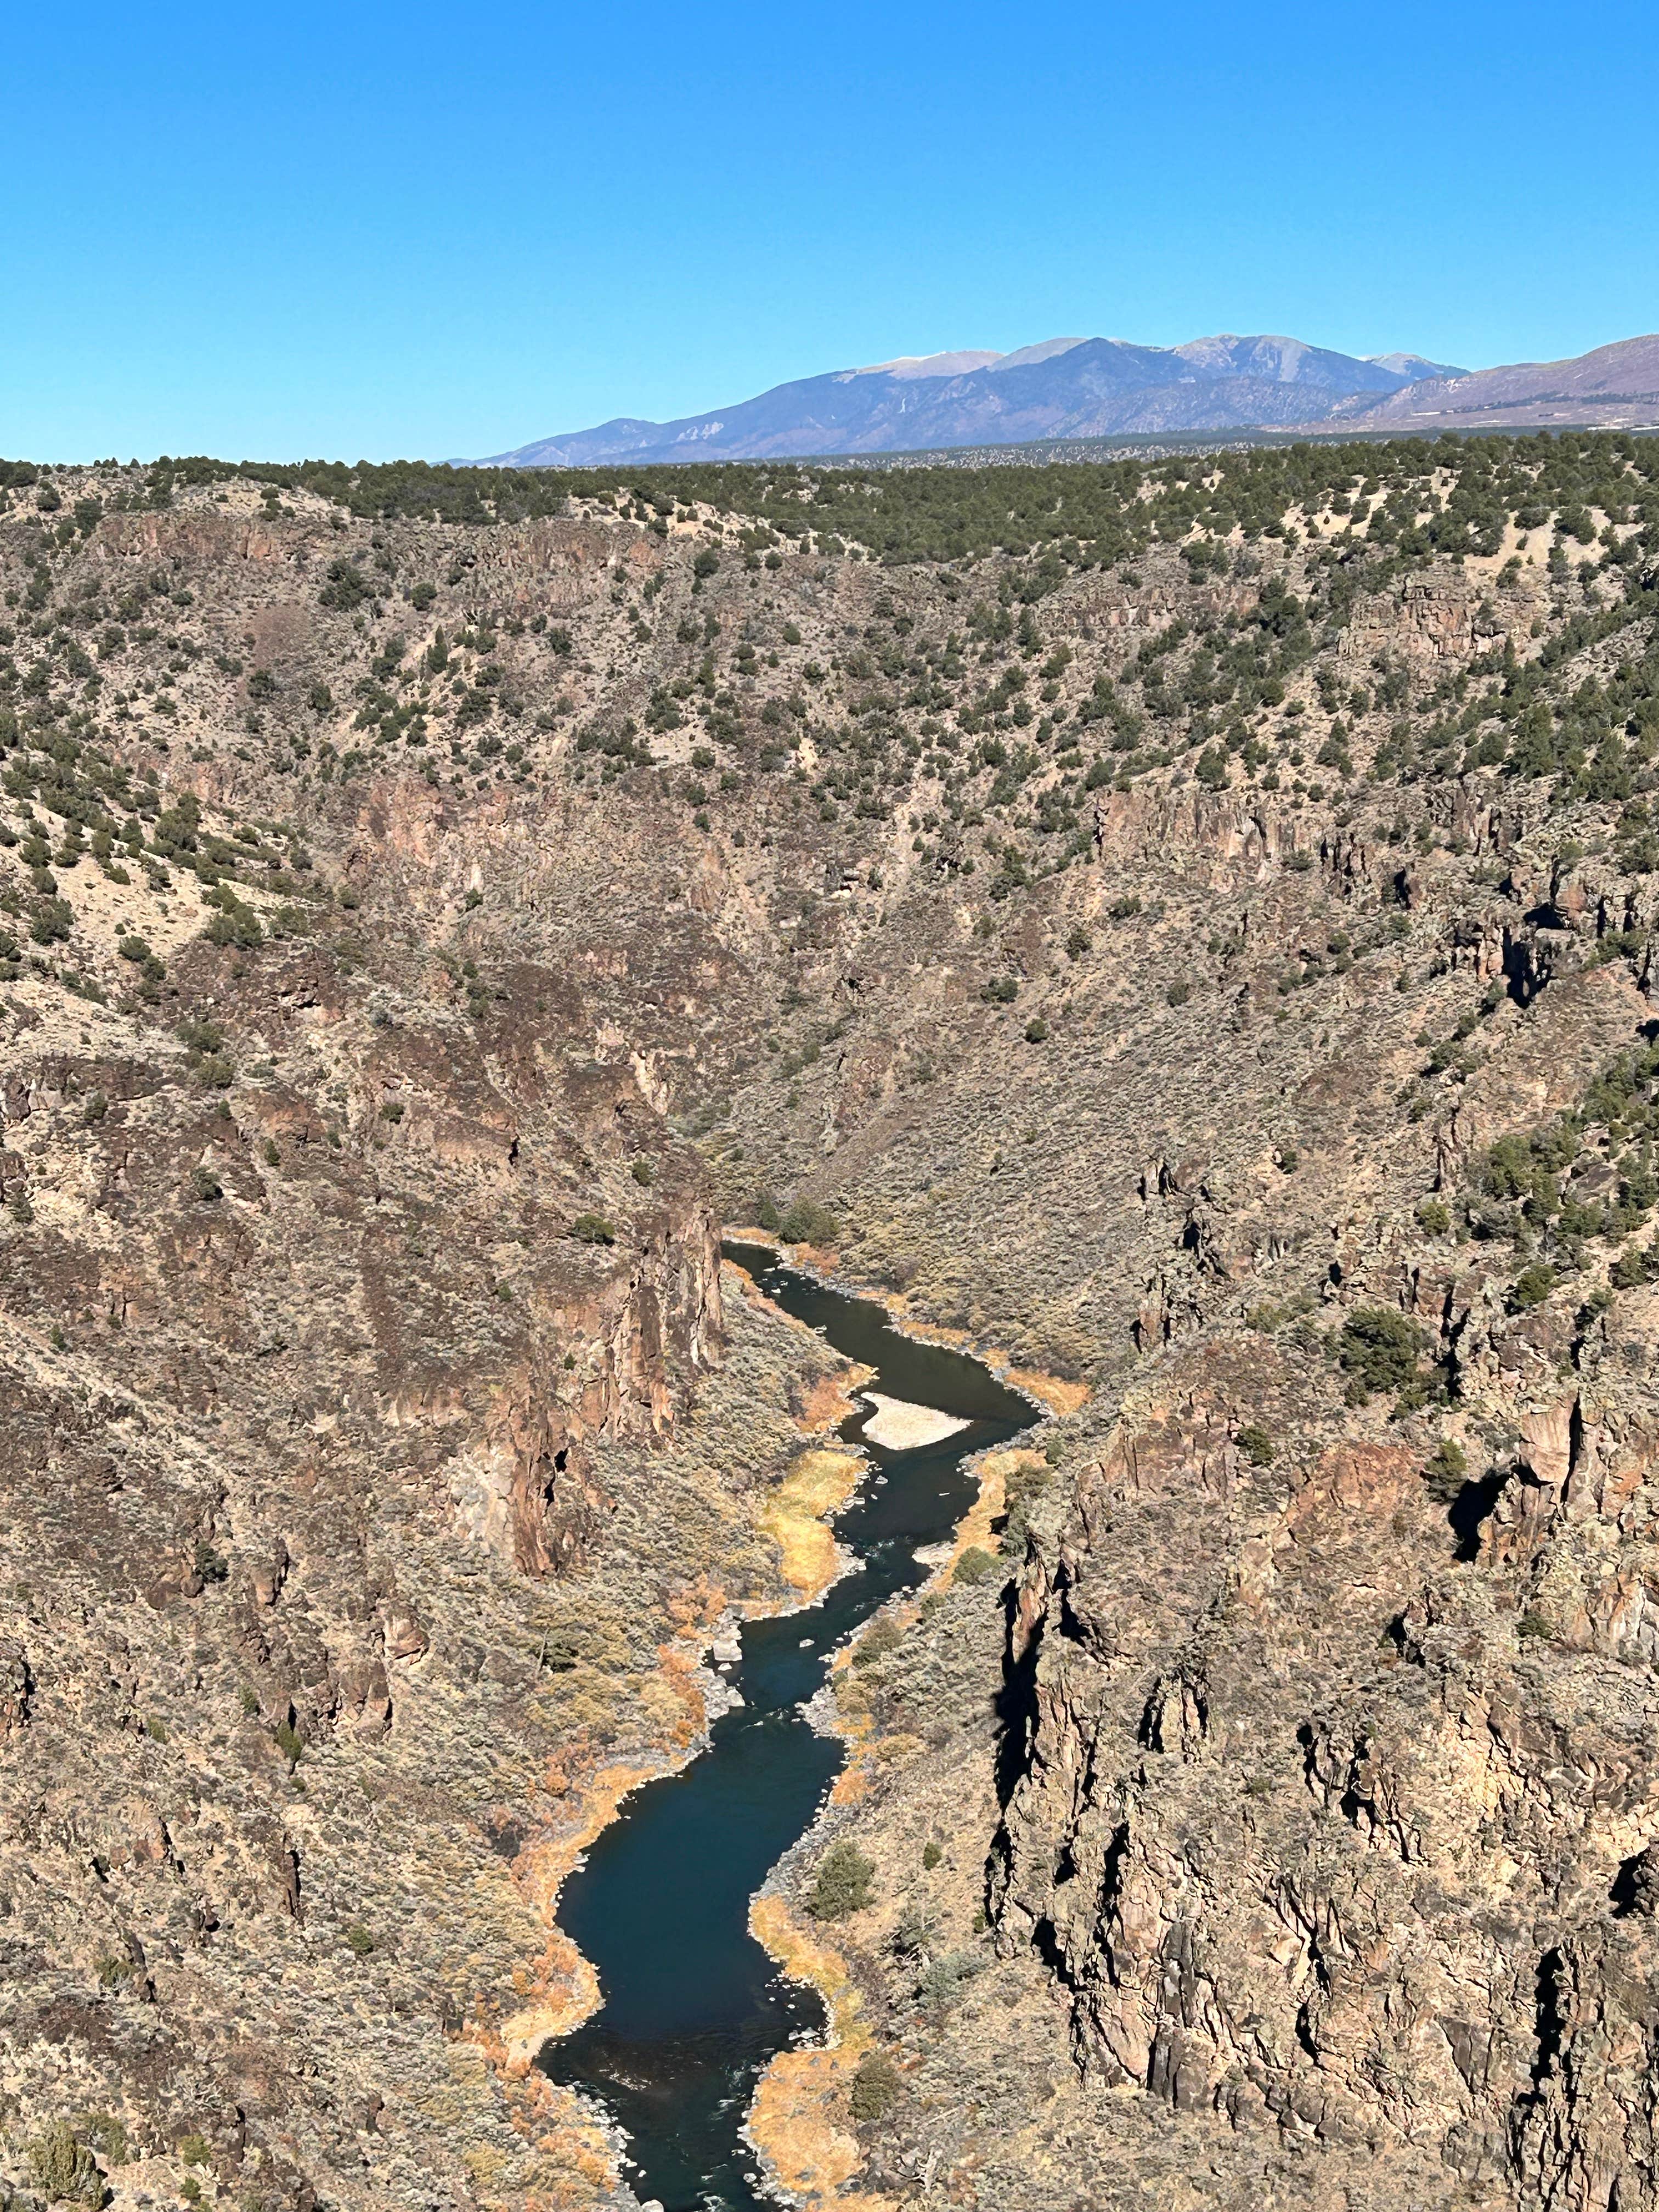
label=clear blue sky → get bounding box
[4,0,1655,462]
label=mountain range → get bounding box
[466,330,1659,468]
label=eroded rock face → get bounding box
[970,1300,1659,2203]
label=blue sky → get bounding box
[3,0,1655,462]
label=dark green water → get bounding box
[537,1244,1030,2211]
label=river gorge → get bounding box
[537,1247,1034,2211]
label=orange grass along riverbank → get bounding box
[759,1446,867,1594]
[744,1897,896,2212]
[467,1640,724,2201]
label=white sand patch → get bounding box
[859,1392,969,1451]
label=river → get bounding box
[536,1243,1033,2211]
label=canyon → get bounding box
[1,431,1658,2212]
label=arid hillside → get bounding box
[3,431,1659,2212]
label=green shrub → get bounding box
[29,2123,103,2205]
[190,1167,223,1203]
[1517,1609,1554,1642]
[1416,1198,1451,1234]
[1166,980,1191,1007]
[342,1924,375,1956]
[1481,1133,1539,1203]
[1424,1437,1469,1502]
[849,2050,902,2123]
[1510,1263,1558,1312]
[922,1840,943,1870]
[1235,1424,1275,1467]
[571,1212,616,1245]
[31,896,74,945]
[980,975,1018,1004]
[1335,1306,1425,1393]
[852,1617,903,1670]
[780,1196,839,1246]
[1023,1017,1049,1043]
[205,900,262,951]
[809,1839,876,1920]
[319,558,371,611]
[1194,744,1228,789]
[1000,1460,1053,1554]
[952,1545,997,1587]
[177,2135,210,2168]
[918,1948,980,2010]
[891,1903,940,1960]
[630,1157,655,1186]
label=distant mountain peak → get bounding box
[1364,351,1469,380]
[988,337,1092,374]
[459,332,1639,469]
[845,349,1003,382]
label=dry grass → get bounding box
[746,1897,894,2212]
[759,1448,865,1595]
